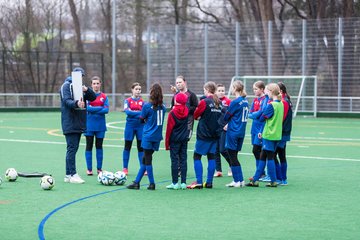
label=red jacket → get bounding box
[165,104,189,150]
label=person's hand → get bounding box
[170,85,177,94]
[77,98,85,108]
[82,85,88,92]
[223,124,228,131]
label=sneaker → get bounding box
[122,168,128,175]
[187,182,203,189]
[64,175,71,183]
[144,171,148,176]
[226,181,245,188]
[69,174,85,184]
[259,175,271,182]
[127,181,140,190]
[227,169,232,177]
[248,177,254,181]
[266,182,278,187]
[166,183,180,190]
[180,183,187,190]
[86,170,93,176]
[276,180,282,185]
[147,183,155,190]
[203,182,213,188]
[245,181,259,187]
[97,169,102,174]
[280,180,288,186]
[213,171,223,177]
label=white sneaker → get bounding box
[227,169,232,177]
[64,175,71,183]
[226,181,236,187]
[69,173,85,184]
[233,181,245,188]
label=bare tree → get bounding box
[68,0,85,67]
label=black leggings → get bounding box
[142,149,154,165]
[227,149,240,167]
[259,149,275,161]
[252,144,262,160]
[274,146,286,164]
[124,139,143,152]
[85,136,103,151]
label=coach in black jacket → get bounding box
[60,67,96,184]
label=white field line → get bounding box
[0,138,359,163]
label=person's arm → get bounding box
[61,83,78,109]
[124,99,142,118]
[139,104,148,123]
[259,104,274,122]
[188,92,198,115]
[165,113,175,150]
[83,86,96,102]
[194,100,206,120]
[224,101,237,122]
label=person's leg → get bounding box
[123,140,133,169]
[65,133,81,176]
[179,141,188,184]
[85,135,94,172]
[169,143,180,184]
[95,137,104,171]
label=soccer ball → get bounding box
[40,175,55,190]
[0,176,2,186]
[5,168,18,182]
[114,171,127,185]
[101,171,115,186]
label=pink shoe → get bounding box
[97,169,102,174]
[123,168,128,175]
[86,170,93,176]
[144,171,148,176]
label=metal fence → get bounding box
[1,17,360,113]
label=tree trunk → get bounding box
[68,0,85,68]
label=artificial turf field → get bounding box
[0,112,359,240]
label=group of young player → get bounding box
[60,67,292,188]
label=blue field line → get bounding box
[37,179,172,240]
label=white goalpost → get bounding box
[228,76,318,117]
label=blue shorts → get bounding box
[262,139,279,152]
[124,125,143,141]
[84,131,105,138]
[277,135,290,149]
[195,139,217,155]
[251,133,262,146]
[141,140,160,151]
[225,134,245,151]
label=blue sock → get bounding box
[256,159,259,168]
[281,162,287,181]
[123,150,130,169]
[146,165,155,184]
[85,151,92,171]
[254,160,266,181]
[194,160,203,184]
[267,160,276,182]
[231,166,244,182]
[135,165,146,183]
[96,149,103,170]
[231,166,239,182]
[138,151,144,167]
[275,161,282,181]
[206,159,216,184]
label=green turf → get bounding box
[0,112,359,240]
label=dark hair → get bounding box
[254,80,265,90]
[278,82,290,100]
[131,82,141,89]
[91,76,101,83]
[204,81,221,108]
[149,83,163,107]
[176,75,186,82]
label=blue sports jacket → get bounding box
[60,76,96,134]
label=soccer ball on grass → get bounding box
[5,168,18,182]
[114,171,127,185]
[40,175,55,190]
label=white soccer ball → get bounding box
[0,176,2,186]
[5,168,18,182]
[40,175,55,190]
[101,171,115,186]
[114,171,127,185]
